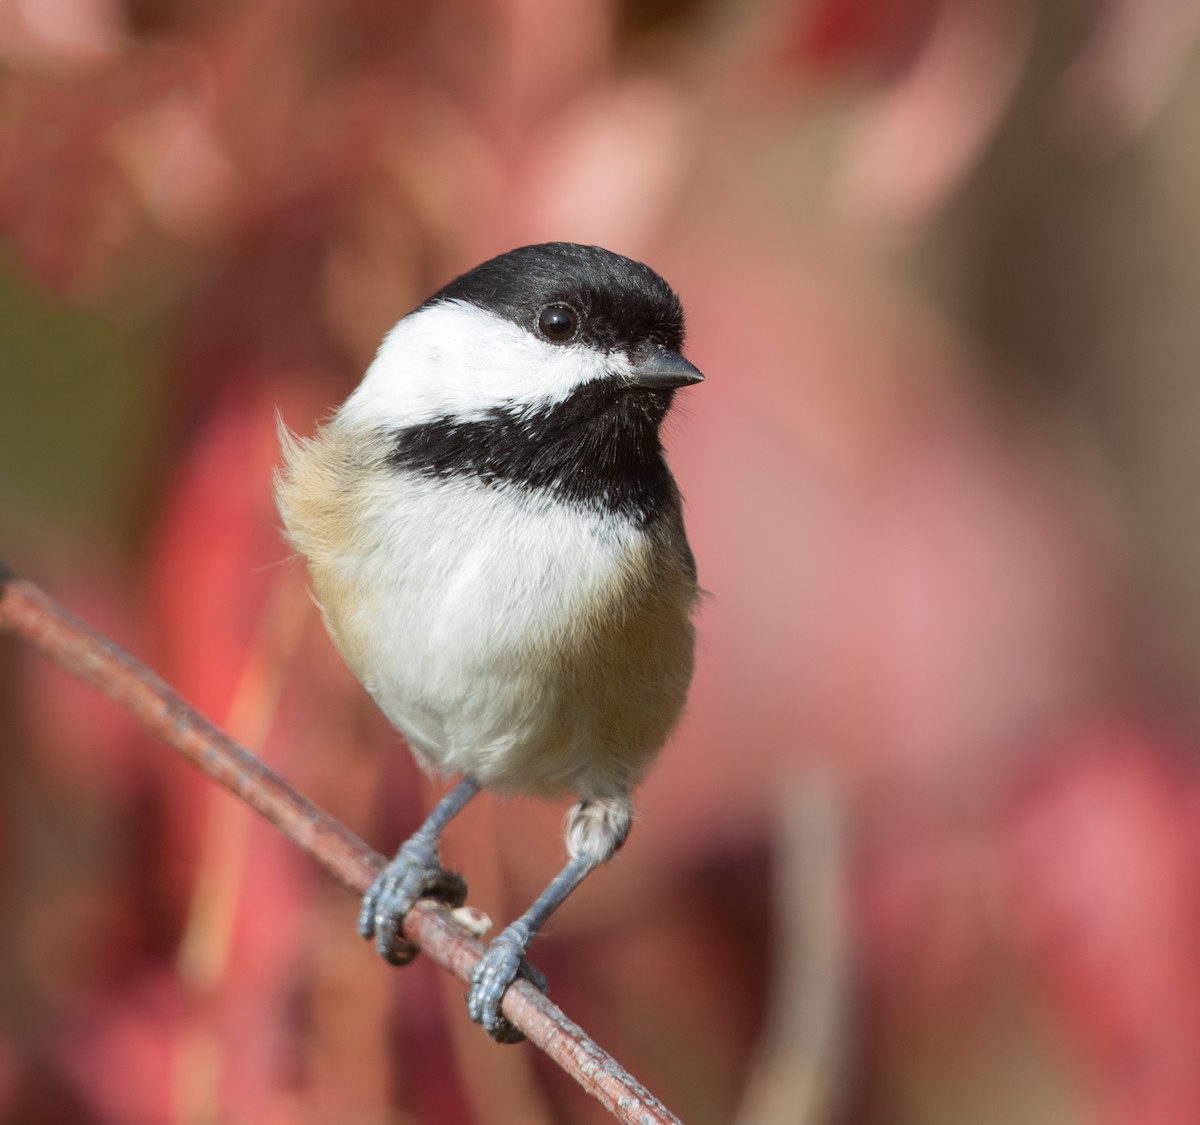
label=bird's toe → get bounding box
[467,923,544,1043]
[360,837,467,965]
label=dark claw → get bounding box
[467,922,546,1043]
[360,837,468,965]
[517,957,548,994]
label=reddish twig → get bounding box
[0,563,683,1125]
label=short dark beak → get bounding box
[629,346,705,389]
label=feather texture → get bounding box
[276,418,696,799]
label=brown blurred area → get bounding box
[4,1,1200,1122]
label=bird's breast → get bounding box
[280,436,696,797]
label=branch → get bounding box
[0,563,683,1125]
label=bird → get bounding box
[274,242,702,1042]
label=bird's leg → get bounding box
[468,794,632,1043]
[360,774,481,965]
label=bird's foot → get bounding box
[359,836,467,965]
[467,922,548,1043]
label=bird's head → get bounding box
[338,242,703,435]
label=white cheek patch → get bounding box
[338,301,614,428]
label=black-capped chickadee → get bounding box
[275,242,701,1042]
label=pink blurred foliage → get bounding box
[54,970,184,1125]
[4,0,1200,1122]
[1000,722,1200,1125]
[780,0,937,76]
[19,568,154,797]
[1058,0,1200,153]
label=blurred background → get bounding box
[4,0,1200,1122]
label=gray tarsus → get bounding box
[359,774,480,964]
[466,850,597,1042]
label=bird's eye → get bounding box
[537,304,578,342]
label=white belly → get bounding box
[310,473,694,798]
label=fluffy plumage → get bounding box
[274,242,701,1041]
[276,423,695,801]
